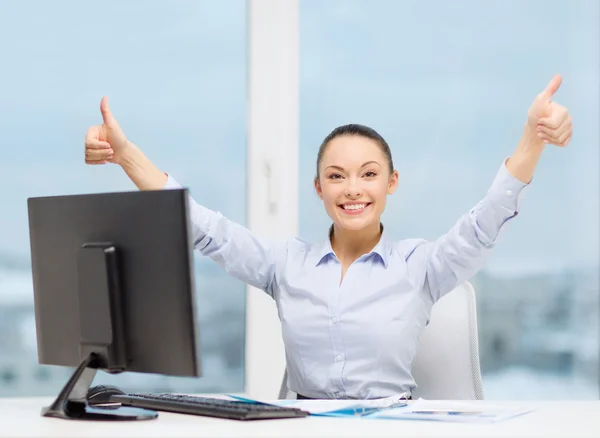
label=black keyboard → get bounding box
[110,393,310,421]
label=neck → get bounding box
[330,222,383,266]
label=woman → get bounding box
[84,75,572,400]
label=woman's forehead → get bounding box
[321,136,385,167]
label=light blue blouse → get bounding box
[164,159,527,399]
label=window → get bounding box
[299,0,599,399]
[0,0,247,396]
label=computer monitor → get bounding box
[26,188,200,420]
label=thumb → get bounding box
[100,96,117,125]
[540,74,562,99]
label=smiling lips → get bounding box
[338,202,372,215]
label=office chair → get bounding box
[278,281,484,400]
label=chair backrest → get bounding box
[410,281,484,400]
[278,281,484,400]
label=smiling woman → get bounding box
[299,0,599,400]
[82,68,573,400]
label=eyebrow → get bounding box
[325,161,381,172]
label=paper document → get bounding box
[272,394,409,417]
[226,394,409,417]
[367,399,532,423]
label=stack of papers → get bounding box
[272,395,410,417]
[366,399,532,423]
[227,394,409,417]
[226,395,531,423]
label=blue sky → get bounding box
[0,0,598,275]
[0,0,247,258]
[298,0,599,274]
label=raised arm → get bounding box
[408,75,572,303]
[163,174,281,296]
[84,97,281,296]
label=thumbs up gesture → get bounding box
[84,97,130,165]
[527,75,572,147]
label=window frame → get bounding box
[244,0,299,399]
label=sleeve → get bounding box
[164,174,281,298]
[407,158,529,304]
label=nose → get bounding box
[344,183,363,199]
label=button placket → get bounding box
[331,261,357,397]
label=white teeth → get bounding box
[343,203,366,210]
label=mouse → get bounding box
[86,385,126,405]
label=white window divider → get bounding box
[245,0,299,400]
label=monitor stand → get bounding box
[42,352,157,421]
[41,244,157,421]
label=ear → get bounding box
[387,170,399,195]
[314,177,323,200]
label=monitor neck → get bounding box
[77,243,127,370]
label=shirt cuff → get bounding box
[163,173,183,190]
[485,157,529,213]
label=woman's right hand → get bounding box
[84,96,130,166]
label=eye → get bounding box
[328,173,343,180]
[364,171,378,178]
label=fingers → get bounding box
[538,103,568,129]
[86,147,113,158]
[85,104,119,165]
[85,147,113,165]
[540,74,562,99]
[537,116,571,138]
[85,139,111,149]
[84,126,112,148]
[536,116,572,147]
[563,133,572,147]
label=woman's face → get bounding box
[315,135,398,233]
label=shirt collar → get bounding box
[312,224,390,268]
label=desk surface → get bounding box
[0,397,598,438]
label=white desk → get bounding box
[0,397,598,438]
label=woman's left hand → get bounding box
[527,75,572,147]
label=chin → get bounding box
[335,216,375,232]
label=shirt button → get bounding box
[336,354,343,362]
[505,189,513,196]
[332,317,338,324]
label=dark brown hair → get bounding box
[316,124,394,179]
